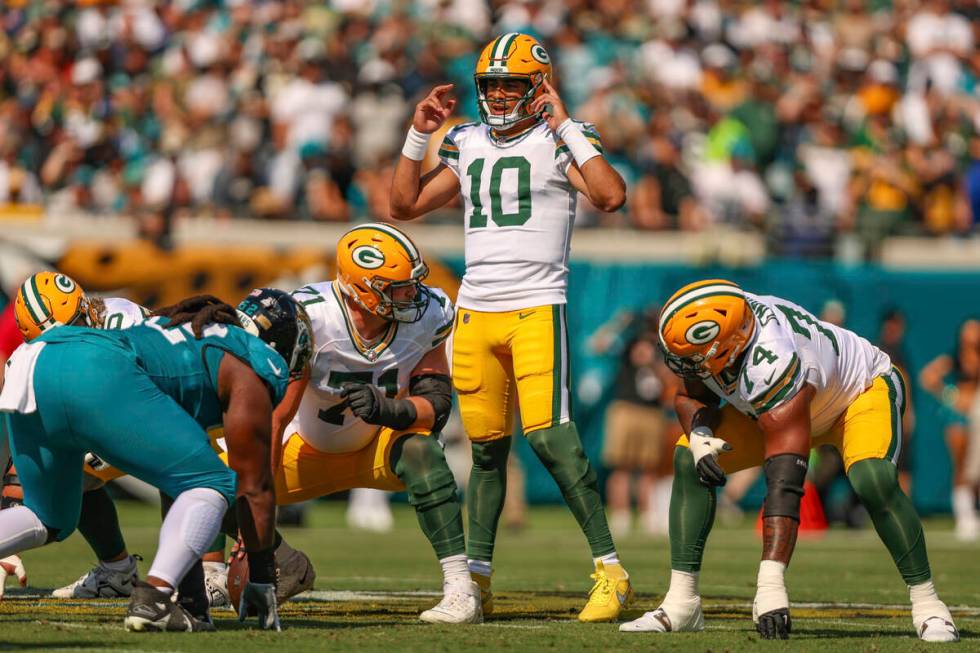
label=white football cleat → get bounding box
[914,603,959,643]
[53,556,138,599]
[620,600,704,632]
[203,561,230,608]
[419,580,483,624]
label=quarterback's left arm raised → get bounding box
[532,78,626,213]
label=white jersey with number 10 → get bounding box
[439,120,603,312]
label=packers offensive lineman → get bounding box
[249,223,476,623]
[0,298,313,631]
[620,280,958,643]
[390,33,631,621]
[2,272,146,600]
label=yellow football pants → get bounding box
[676,367,908,473]
[219,428,430,505]
[450,304,572,441]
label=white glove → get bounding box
[240,581,281,631]
[0,555,27,600]
[689,427,731,487]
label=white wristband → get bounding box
[401,126,431,161]
[556,118,600,167]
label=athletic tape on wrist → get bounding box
[401,127,431,161]
[556,118,600,167]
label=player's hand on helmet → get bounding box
[239,581,281,631]
[340,383,385,424]
[689,429,731,487]
[756,608,791,640]
[413,84,457,134]
[530,78,569,132]
[0,555,27,600]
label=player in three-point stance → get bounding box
[0,296,313,631]
[620,279,958,643]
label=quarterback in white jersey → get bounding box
[267,223,478,624]
[621,280,958,643]
[3,272,145,601]
[390,32,632,623]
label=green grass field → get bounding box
[1,501,977,652]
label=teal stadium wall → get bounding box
[444,257,980,515]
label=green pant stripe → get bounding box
[883,372,901,463]
[561,305,572,421]
[551,305,562,427]
[894,366,909,417]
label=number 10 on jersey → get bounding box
[466,156,532,228]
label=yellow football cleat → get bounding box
[471,572,493,616]
[577,561,634,623]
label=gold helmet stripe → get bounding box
[344,222,421,263]
[21,276,51,329]
[660,282,744,333]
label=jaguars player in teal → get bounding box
[0,292,312,632]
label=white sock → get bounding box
[594,551,620,567]
[952,486,976,522]
[909,579,952,626]
[155,585,174,596]
[755,560,788,616]
[101,556,134,572]
[468,558,492,578]
[440,554,470,586]
[0,505,48,558]
[663,569,700,605]
[147,487,227,588]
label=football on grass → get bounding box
[227,554,256,616]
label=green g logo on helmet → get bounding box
[352,245,385,270]
[685,320,720,345]
[55,274,76,293]
[531,44,550,65]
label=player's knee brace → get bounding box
[847,458,900,514]
[527,422,597,494]
[393,435,458,510]
[763,454,808,521]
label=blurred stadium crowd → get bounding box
[1,0,979,256]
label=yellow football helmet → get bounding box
[659,279,756,379]
[14,271,98,341]
[336,223,430,323]
[474,32,552,129]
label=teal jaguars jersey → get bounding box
[35,317,289,430]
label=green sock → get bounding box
[466,438,511,563]
[669,446,716,572]
[391,434,465,560]
[78,486,127,562]
[848,458,931,585]
[527,422,614,558]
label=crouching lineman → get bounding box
[2,272,147,599]
[252,223,478,623]
[621,280,958,642]
[0,299,313,631]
